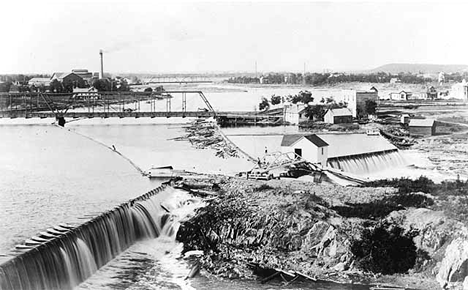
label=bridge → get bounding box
[0,91,283,126]
[141,75,216,84]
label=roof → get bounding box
[281,134,328,147]
[409,119,435,127]
[51,72,83,80]
[51,72,66,79]
[325,108,352,117]
[28,78,50,84]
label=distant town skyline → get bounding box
[1,1,468,74]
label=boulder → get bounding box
[437,238,468,288]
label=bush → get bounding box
[253,184,274,191]
[332,201,403,220]
[351,222,418,274]
[365,176,435,194]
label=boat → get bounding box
[145,166,174,178]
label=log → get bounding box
[260,271,281,284]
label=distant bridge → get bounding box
[141,75,216,85]
[0,91,282,125]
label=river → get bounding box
[0,85,446,289]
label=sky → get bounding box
[1,1,468,74]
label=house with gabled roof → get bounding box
[323,108,353,124]
[280,134,329,166]
[51,72,85,88]
[283,103,308,125]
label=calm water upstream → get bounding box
[0,86,434,289]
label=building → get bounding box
[409,119,437,137]
[410,92,428,100]
[389,90,411,101]
[390,78,400,84]
[427,86,437,100]
[51,72,85,88]
[71,69,96,85]
[355,89,379,116]
[283,103,308,125]
[323,108,353,124]
[400,114,410,124]
[28,78,51,87]
[280,134,329,167]
[449,80,468,101]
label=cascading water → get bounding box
[327,149,406,176]
[0,184,202,290]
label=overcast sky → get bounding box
[1,1,467,74]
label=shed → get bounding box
[409,119,436,136]
[280,134,329,166]
[400,114,410,125]
[323,108,353,124]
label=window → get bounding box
[321,148,324,155]
[294,148,302,157]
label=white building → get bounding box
[410,92,428,100]
[389,91,411,101]
[449,80,468,101]
[323,108,353,124]
[280,134,329,167]
[283,103,307,125]
[28,78,50,87]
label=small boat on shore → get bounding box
[145,166,174,178]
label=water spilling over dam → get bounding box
[0,184,201,290]
[327,149,406,175]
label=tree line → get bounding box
[228,71,468,86]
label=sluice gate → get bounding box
[0,184,177,290]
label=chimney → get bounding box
[99,49,104,79]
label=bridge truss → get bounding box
[0,90,217,119]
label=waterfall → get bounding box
[327,149,406,175]
[0,184,197,290]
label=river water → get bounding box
[0,85,447,289]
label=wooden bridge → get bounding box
[0,91,283,125]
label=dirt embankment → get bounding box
[174,176,468,289]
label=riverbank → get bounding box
[174,175,468,290]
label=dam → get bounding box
[0,185,202,290]
[225,132,405,176]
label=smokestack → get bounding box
[99,49,104,79]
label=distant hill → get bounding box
[370,63,468,74]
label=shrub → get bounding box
[253,184,274,191]
[351,222,418,274]
[332,201,403,220]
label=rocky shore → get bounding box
[174,175,468,290]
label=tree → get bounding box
[92,79,111,92]
[144,87,153,93]
[304,105,326,121]
[270,94,281,105]
[49,79,64,93]
[298,90,313,104]
[258,97,270,111]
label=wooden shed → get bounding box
[324,108,353,124]
[409,119,436,137]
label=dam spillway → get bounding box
[0,184,194,290]
[327,149,406,175]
